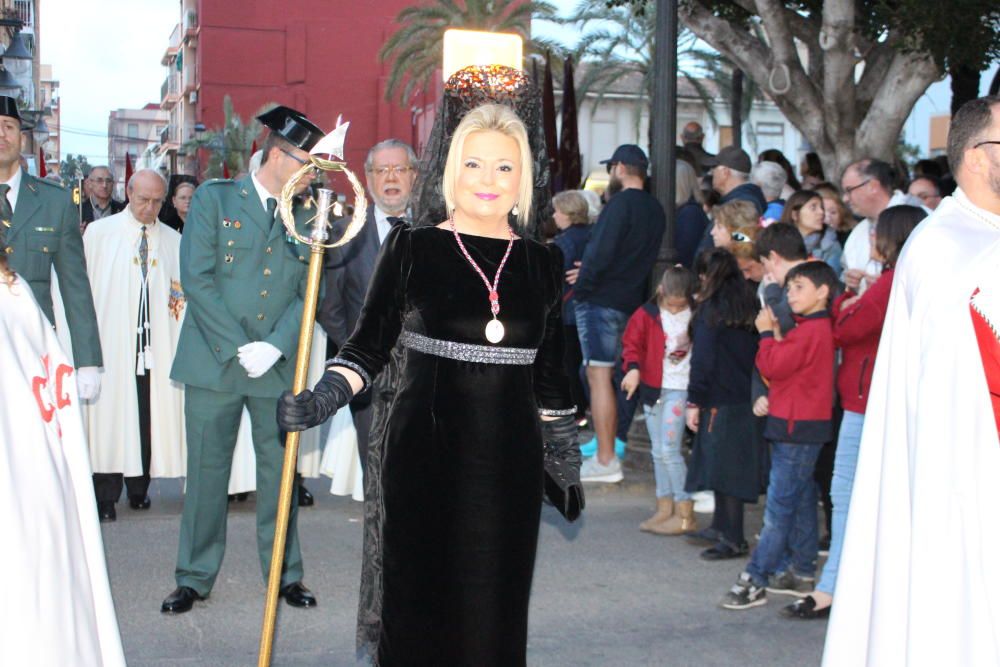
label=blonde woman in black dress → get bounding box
[278,103,583,666]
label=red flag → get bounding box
[222,161,231,179]
[124,153,133,203]
[38,147,46,177]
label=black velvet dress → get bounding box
[333,225,573,666]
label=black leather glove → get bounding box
[541,414,585,522]
[277,368,353,433]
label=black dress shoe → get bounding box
[700,540,750,561]
[780,595,831,620]
[279,582,317,608]
[298,485,314,507]
[685,526,721,546]
[98,501,117,522]
[128,495,151,510]
[161,586,204,614]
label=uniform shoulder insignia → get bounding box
[34,176,67,190]
[202,178,232,186]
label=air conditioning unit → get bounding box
[189,90,197,103]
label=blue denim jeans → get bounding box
[575,301,628,367]
[746,442,823,586]
[643,389,691,501]
[816,411,864,595]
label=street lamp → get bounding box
[0,65,20,98]
[2,30,31,60]
[442,29,522,81]
[32,116,49,147]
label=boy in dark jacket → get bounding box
[721,261,838,610]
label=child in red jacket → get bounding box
[722,260,839,610]
[783,204,926,619]
[621,266,699,535]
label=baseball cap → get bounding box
[703,145,752,173]
[599,144,649,169]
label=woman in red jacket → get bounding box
[783,204,926,619]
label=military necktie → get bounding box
[139,225,149,279]
[386,216,407,227]
[0,183,11,248]
[266,197,277,229]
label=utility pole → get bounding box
[650,0,678,271]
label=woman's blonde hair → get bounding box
[442,103,534,228]
[552,190,590,226]
[713,199,759,233]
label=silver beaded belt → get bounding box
[399,330,538,365]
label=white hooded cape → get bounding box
[83,210,186,477]
[824,190,1000,666]
[0,276,125,666]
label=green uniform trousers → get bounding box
[175,385,303,595]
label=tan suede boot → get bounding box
[650,499,697,536]
[639,497,674,532]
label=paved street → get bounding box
[105,469,827,666]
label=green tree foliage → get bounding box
[379,0,559,105]
[59,154,91,187]
[607,0,999,176]
[553,1,723,126]
[183,96,265,180]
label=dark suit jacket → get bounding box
[317,205,382,348]
[5,172,102,366]
[81,198,126,227]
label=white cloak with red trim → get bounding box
[824,190,1000,666]
[0,276,125,665]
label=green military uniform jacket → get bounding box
[5,170,102,367]
[171,175,315,398]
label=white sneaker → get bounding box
[580,456,624,483]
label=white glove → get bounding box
[76,366,102,401]
[237,342,283,379]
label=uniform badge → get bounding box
[234,220,242,229]
[225,253,234,263]
[223,218,232,228]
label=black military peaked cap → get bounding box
[256,105,324,151]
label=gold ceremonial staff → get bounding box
[257,133,367,666]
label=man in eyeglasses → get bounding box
[163,105,324,615]
[81,166,126,228]
[318,138,416,471]
[838,159,925,292]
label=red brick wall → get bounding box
[194,0,435,170]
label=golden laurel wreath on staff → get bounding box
[277,156,368,247]
[259,154,367,667]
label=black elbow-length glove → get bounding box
[277,368,353,433]
[541,414,585,522]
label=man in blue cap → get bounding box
[573,144,666,484]
[162,105,323,614]
[0,95,103,396]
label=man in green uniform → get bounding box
[162,106,323,614]
[0,96,102,393]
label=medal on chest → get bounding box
[449,218,515,344]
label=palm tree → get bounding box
[183,96,268,179]
[379,0,559,106]
[550,1,725,130]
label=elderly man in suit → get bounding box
[0,95,103,397]
[162,105,324,615]
[81,166,126,228]
[317,138,417,468]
